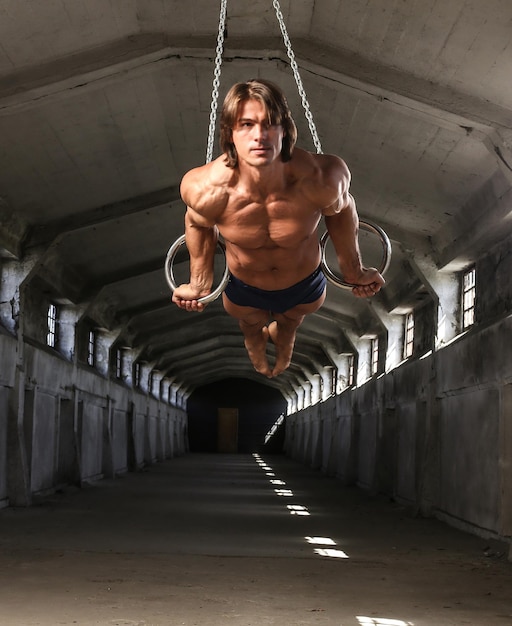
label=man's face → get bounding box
[231,98,284,168]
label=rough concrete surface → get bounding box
[0,453,511,626]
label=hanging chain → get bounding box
[206,0,228,163]
[206,0,322,160]
[272,0,323,154]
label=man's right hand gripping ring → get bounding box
[165,234,230,305]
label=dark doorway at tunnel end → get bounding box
[187,378,287,454]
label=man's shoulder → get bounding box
[291,149,349,183]
[181,156,234,212]
[184,156,235,185]
[291,148,346,171]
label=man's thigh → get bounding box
[273,291,326,323]
[222,293,270,324]
[222,290,326,323]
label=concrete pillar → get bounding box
[500,383,512,561]
[0,255,38,334]
[59,304,89,361]
[96,329,122,378]
[366,300,404,371]
[309,375,321,405]
[407,250,460,347]
[7,370,31,506]
[2,256,39,506]
[345,329,371,385]
[150,370,165,399]
[102,396,115,479]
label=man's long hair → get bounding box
[220,79,298,168]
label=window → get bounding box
[46,303,58,348]
[404,312,414,358]
[87,329,96,367]
[462,266,476,329]
[115,348,123,379]
[330,367,336,395]
[347,354,355,387]
[370,337,379,375]
[134,362,141,388]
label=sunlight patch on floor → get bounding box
[251,456,418,624]
[253,454,350,553]
[287,504,310,516]
[357,617,414,625]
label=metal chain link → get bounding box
[206,0,322,160]
[205,0,228,163]
[272,0,323,154]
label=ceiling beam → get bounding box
[1,33,508,136]
[27,185,181,248]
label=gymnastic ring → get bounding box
[320,220,392,290]
[165,234,229,305]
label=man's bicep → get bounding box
[185,206,216,229]
[321,156,352,215]
[322,190,353,216]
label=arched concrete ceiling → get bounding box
[1,0,511,399]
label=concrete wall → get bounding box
[0,333,188,507]
[285,314,512,546]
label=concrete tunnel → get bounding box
[1,1,512,624]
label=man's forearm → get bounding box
[324,196,364,282]
[185,220,218,292]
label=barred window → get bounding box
[347,354,355,387]
[404,312,414,359]
[330,367,336,395]
[134,362,141,388]
[87,329,96,367]
[115,348,123,379]
[46,303,58,348]
[462,267,476,330]
[370,337,379,375]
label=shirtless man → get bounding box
[172,79,384,378]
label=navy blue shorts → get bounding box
[224,266,326,314]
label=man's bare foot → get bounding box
[244,326,273,378]
[267,320,296,377]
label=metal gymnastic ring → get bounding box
[320,220,392,290]
[165,234,229,305]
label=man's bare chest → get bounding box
[219,193,321,249]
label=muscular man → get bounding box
[172,79,384,378]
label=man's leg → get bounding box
[222,295,273,378]
[223,292,326,378]
[269,293,326,377]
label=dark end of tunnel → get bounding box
[187,377,287,454]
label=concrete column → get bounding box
[7,370,31,506]
[150,370,165,399]
[500,383,512,561]
[302,381,312,408]
[102,396,115,479]
[309,375,321,405]
[59,304,88,362]
[345,329,371,385]
[96,329,122,378]
[0,255,38,335]
[407,250,460,347]
[366,300,404,371]
[2,256,39,506]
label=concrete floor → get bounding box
[0,453,511,626]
